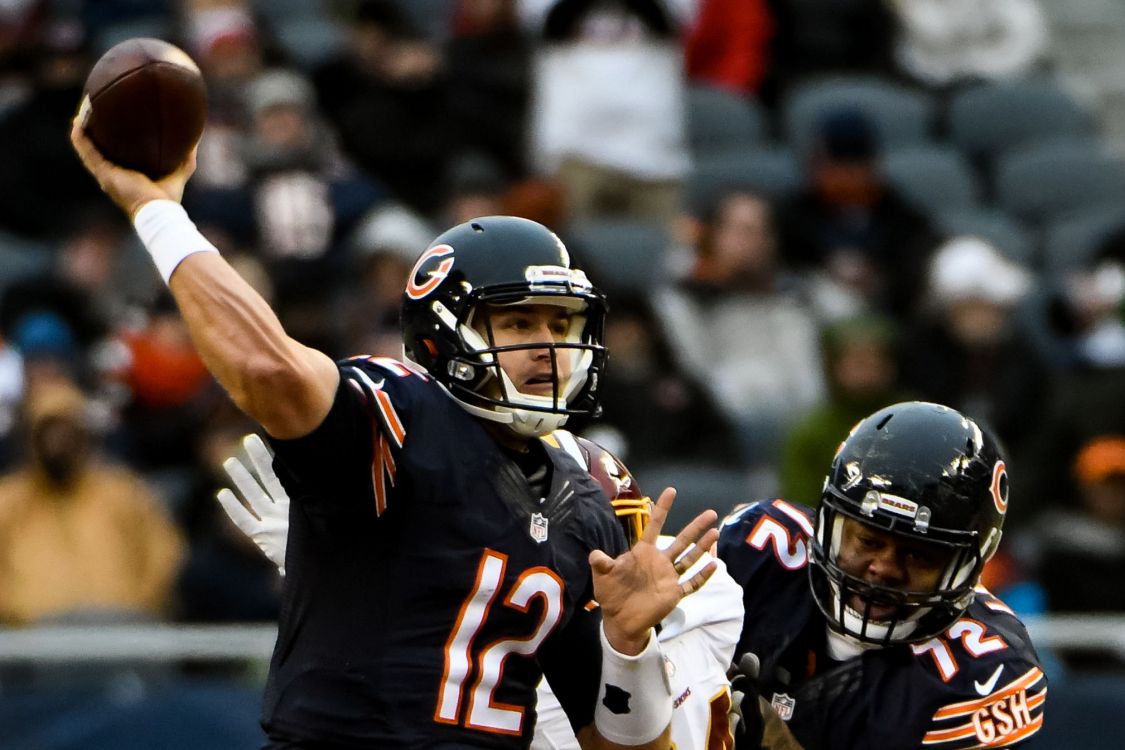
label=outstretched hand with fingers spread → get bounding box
[591,487,719,655]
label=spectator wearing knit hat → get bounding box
[1028,436,1125,614]
[773,107,940,317]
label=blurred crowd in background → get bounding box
[0,0,1123,677]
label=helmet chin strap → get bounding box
[825,625,878,661]
[487,362,579,438]
[825,514,926,644]
[825,575,924,645]
[453,321,592,438]
[434,380,569,437]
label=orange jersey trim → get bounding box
[932,667,1045,719]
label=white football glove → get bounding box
[216,433,290,576]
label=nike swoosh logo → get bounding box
[974,665,1004,695]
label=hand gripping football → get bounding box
[78,37,207,179]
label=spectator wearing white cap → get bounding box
[1017,236,1125,526]
[887,0,1049,90]
[899,235,1047,498]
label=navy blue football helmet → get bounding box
[809,402,1009,645]
[401,216,608,437]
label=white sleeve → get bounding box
[657,538,744,661]
[655,538,745,750]
[531,677,581,750]
[533,540,744,750]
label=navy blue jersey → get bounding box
[262,356,628,749]
[718,500,1047,750]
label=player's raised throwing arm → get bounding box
[70,121,338,439]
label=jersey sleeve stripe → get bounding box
[771,499,815,536]
[372,432,397,516]
[366,356,414,376]
[922,715,1044,746]
[922,711,1043,748]
[925,724,977,742]
[374,389,406,448]
[346,366,406,449]
[923,685,1046,748]
[931,667,1044,718]
[974,585,1016,616]
[976,713,1043,748]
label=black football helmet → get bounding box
[401,216,608,437]
[809,402,1008,645]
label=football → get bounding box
[78,37,207,180]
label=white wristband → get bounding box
[593,625,673,745]
[133,200,219,284]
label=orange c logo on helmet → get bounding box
[406,244,455,300]
[990,460,1008,514]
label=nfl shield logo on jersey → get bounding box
[530,513,549,543]
[770,693,796,722]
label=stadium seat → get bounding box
[948,78,1095,161]
[686,85,770,156]
[274,18,346,68]
[398,0,459,39]
[994,138,1125,226]
[632,463,753,530]
[934,208,1036,265]
[782,76,936,155]
[1042,203,1125,273]
[0,232,51,294]
[92,17,173,55]
[250,0,329,21]
[882,145,981,217]
[564,219,672,295]
[686,146,804,212]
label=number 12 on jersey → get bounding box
[435,549,566,735]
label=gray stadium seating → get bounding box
[565,219,671,294]
[883,145,982,216]
[686,146,804,213]
[948,78,1095,161]
[686,85,770,156]
[994,138,1125,225]
[935,209,1037,265]
[782,75,936,156]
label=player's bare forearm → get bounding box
[168,252,338,438]
[70,119,338,437]
[577,725,673,750]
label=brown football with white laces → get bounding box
[79,37,207,179]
